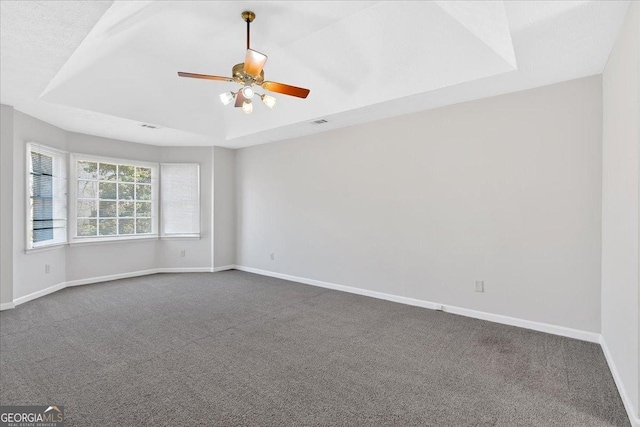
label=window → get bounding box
[161,163,200,237]
[70,154,158,241]
[27,143,67,249]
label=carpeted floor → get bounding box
[0,270,629,426]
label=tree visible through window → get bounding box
[76,161,153,237]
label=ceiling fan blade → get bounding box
[262,81,310,99]
[244,49,268,77]
[178,72,233,82]
[235,90,246,107]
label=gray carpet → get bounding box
[0,270,629,426]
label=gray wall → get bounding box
[12,110,68,298]
[602,1,640,420]
[64,132,161,282]
[236,75,603,333]
[214,147,236,268]
[0,105,14,305]
[158,146,214,271]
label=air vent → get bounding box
[311,119,328,125]
[140,123,160,129]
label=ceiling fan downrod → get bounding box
[242,11,255,50]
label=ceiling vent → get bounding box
[311,119,328,125]
[140,123,160,129]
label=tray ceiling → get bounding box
[0,1,632,148]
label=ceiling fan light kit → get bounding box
[241,99,253,114]
[241,86,254,99]
[178,10,310,114]
[261,94,277,108]
[219,91,235,105]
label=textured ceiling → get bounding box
[0,1,632,148]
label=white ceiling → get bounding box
[0,1,632,148]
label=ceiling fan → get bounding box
[178,11,310,114]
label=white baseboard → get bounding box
[0,302,16,311]
[5,265,602,345]
[157,267,213,273]
[600,336,640,427]
[66,269,159,287]
[233,265,600,343]
[234,265,441,310]
[13,281,67,306]
[442,305,600,343]
[8,267,226,308]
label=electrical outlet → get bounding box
[270,252,275,261]
[180,249,186,257]
[475,280,484,293]
[45,264,50,274]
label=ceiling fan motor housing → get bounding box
[232,63,264,85]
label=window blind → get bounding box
[160,163,200,236]
[27,143,67,249]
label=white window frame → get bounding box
[25,142,68,251]
[69,153,159,244]
[160,163,201,239]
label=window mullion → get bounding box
[73,156,156,240]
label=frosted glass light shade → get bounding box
[242,100,253,114]
[219,92,234,105]
[261,94,276,108]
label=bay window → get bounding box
[26,150,200,248]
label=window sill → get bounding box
[160,235,201,240]
[69,235,159,247]
[24,235,198,252]
[24,243,67,254]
